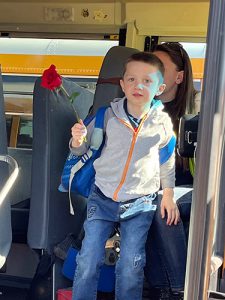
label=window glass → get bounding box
[17,117,33,149]
[4,94,33,148]
[5,116,12,146]
[2,38,119,150]
[181,42,206,91]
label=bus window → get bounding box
[193,79,202,92]
[17,117,33,149]
[4,93,33,148]
[5,115,12,146]
[181,42,206,90]
[0,38,118,77]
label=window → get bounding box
[4,93,33,148]
[17,117,33,149]
[5,116,12,146]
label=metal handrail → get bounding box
[0,155,19,205]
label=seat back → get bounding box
[28,78,89,252]
[92,46,139,114]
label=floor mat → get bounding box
[0,286,28,300]
[0,286,150,300]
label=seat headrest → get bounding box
[92,46,139,114]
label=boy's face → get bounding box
[120,61,166,108]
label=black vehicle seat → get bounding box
[92,46,139,114]
[27,78,91,253]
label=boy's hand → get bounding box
[161,188,180,226]
[71,119,87,148]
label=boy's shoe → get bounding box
[148,287,170,300]
[53,233,81,260]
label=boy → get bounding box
[70,52,179,300]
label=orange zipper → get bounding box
[113,114,148,200]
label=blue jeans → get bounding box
[145,187,191,291]
[72,185,156,300]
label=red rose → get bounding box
[41,64,81,123]
[41,64,62,90]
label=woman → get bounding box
[145,42,200,300]
[154,42,200,186]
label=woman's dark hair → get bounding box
[153,42,198,177]
[124,51,165,83]
[152,42,197,134]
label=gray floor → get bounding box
[0,287,28,300]
[0,287,151,300]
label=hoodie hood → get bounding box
[110,96,164,123]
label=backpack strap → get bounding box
[89,106,107,150]
[159,135,176,165]
[68,107,108,214]
[94,106,107,129]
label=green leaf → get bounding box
[69,92,80,104]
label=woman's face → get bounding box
[154,50,183,102]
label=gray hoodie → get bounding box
[71,97,175,202]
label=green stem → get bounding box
[60,85,70,98]
[60,85,80,122]
[60,85,86,142]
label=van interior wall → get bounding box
[0,1,209,45]
[124,1,209,49]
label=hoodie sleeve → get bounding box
[160,154,175,189]
[159,113,176,189]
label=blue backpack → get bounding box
[58,107,107,214]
